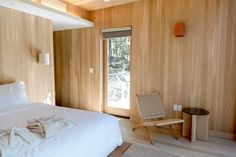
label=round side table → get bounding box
[182,107,210,142]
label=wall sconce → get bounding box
[175,22,185,37]
[39,53,50,65]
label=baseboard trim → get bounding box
[209,130,236,140]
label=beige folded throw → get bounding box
[27,115,76,138]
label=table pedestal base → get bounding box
[183,113,209,142]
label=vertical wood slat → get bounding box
[0,7,55,104]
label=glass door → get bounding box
[103,36,131,117]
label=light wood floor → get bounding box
[119,118,236,157]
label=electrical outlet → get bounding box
[173,104,178,111]
[177,104,182,111]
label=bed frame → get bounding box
[108,142,131,157]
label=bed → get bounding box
[0,82,123,157]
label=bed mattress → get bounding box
[0,103,123,157]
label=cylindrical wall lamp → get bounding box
[175,22,185,37]
[39,53,50,65]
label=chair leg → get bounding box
[144,126,154,145]
[132,124,143,131]
[169,124,179,140]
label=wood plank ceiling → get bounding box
[66,0,140,10]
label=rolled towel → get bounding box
[0,127,41,157]
[27,115,76,138]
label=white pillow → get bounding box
[0,81,28,108]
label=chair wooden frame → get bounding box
[132,93,184,144]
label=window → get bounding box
[107,36,130,110]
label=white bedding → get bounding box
[0,103,123,157]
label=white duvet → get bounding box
[0,103,123,157]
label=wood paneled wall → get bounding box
[54,0,236,134]
[31,0,91,20]
[0,7,55,104]
[64,1,90,20]
[54,28,101,111]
